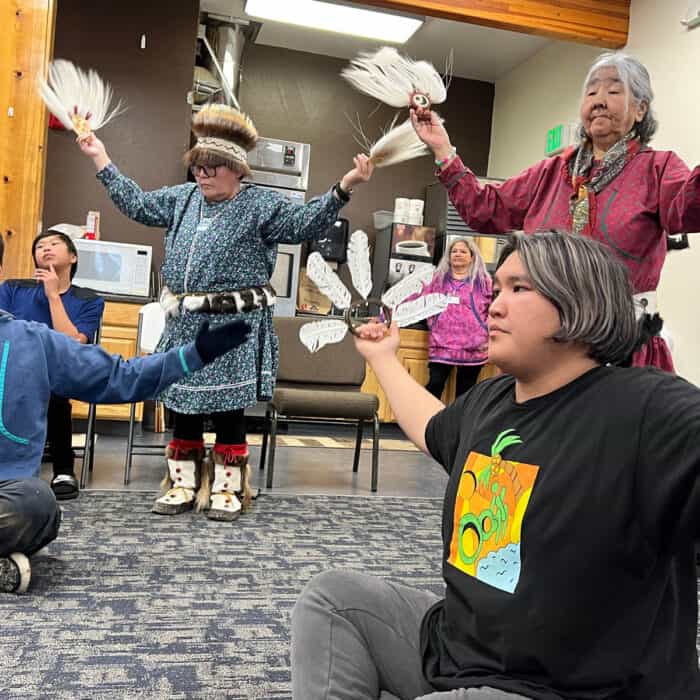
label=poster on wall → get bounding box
[390,224,436,260]
[297,266,333,315]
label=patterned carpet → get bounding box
[0,492,444,700]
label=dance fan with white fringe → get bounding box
[38,59,123,139]
[342,47,448,111]
[363,117,433,168]
[342,47,450,168]
[299,230,448,353]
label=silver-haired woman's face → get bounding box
[580,67,647,149]
[449,241,473,269]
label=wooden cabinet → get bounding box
[361,328,497,423]
[71,301,142,421]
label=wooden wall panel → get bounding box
[0,0,55,280]
[42,0,199,270]
[359,0,630,48]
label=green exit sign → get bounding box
[545,123,569,156]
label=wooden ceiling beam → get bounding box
[357,0,630,48]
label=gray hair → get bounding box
[496,231,638,365]
[435,236,490,290]
[577,52,658,145]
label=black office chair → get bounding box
[259,317,380,492]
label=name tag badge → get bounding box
[196,218,212,234]
[447,295,460,305]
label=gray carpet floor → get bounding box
[0,492,444,700]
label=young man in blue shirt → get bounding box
[0,230,104,500]
[0,235,250,594]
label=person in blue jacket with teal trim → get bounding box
[0,235,250,594]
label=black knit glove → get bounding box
[194,320,250,363]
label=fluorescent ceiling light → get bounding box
[245,0,423,44]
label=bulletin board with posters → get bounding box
[296,266,333,315]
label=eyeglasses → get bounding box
[190,164,222,178]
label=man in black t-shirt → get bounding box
[290,231,700,700]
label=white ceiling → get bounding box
[200,0,554,82]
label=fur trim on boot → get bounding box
[203,444,252,521]
[195,451,213,513]
[152,440,205,516]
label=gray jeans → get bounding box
[0,479,61,557]
[291,569,532,700]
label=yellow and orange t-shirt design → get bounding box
[448,429,539,593]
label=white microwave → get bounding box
[72,239,152,298]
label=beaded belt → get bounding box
[160,285,276,318]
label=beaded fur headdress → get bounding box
[184,104,258,177]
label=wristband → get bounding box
[333,181,352,203]
[435,147,457,169]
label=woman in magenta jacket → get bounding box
[417,237,491,399]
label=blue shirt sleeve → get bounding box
[0,282,14,314]
[73,295,105,341]
[38,324,204,403]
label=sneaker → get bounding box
[51,473,79,501]
[0,553,31,594]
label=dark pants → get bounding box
[426,363,482,400]
[0,479,61,557]
[173,409,246,444]
[46,394,75,476]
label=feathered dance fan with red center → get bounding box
[341,47,450,168]
[38,59,123,139]
[342,47,447,112]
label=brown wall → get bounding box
[42,14,493,273]
[41,0,199,269]
[239,43,494,242]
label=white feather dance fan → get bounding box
[368,118,431,168]
[344,47,449,167]
[38,59,123,138]
[342,47,447,111]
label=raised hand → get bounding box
[340,154,375,191]
[34,264,61,299]
[77,132,111,171]
[353,320,400,363]
[410,107,453,162]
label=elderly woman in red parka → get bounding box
[411,51,700,371]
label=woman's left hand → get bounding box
[340,154,374,191]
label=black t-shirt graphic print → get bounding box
[421,366,700,700]
[447,428,538,594]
